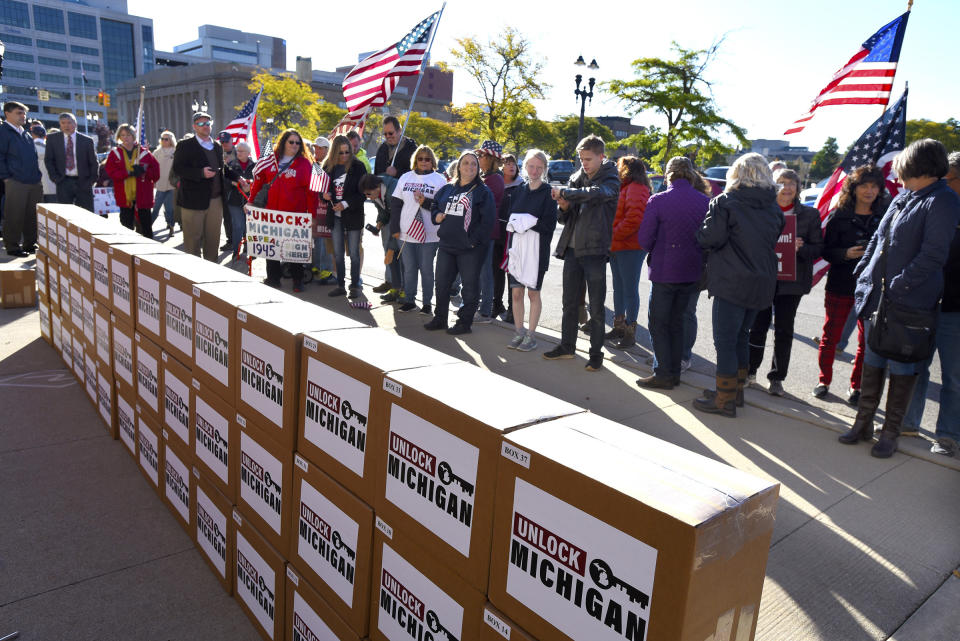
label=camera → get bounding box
[365,223,380,236]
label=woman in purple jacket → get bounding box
[635,157,711,389]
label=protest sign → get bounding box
[93,187,118,217]
[244,205,313,264]
[776,213,797,282]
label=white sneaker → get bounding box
[507,333,525,349]
[680,359,691,373]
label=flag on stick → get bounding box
[224,90,262,157]
[309,162,329,194]
[810,88,908,285]
[785,11,909,136]
[406,208,426,243]
[134,85,146,146]
[253,144,277,177]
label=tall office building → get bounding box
[173,25,284,70]
[0,0,153,131]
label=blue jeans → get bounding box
[712,297,758,377]
[862,322,918,376]
[152,189,175,226]
[651,288,699,368]
[313,238,333,272]
[228,204,246,253]
[610,249,647,324]
[478,240,495,316]
[649,282,697,378]
[561,250,607,358]
[402,241,438,305]
[382,231,403,288]
[903,311,960,441]
[332,217,362,289]
[434,245,484,326]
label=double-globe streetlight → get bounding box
[574,55,599,144]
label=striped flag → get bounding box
[134,90,146,146]
[810,88,908,285]
[335,10,441,135]
[224,90,262,157]
[406,207,426,243]
[309,162,329,194]
[253,146,277,177]
[785,11,909,136]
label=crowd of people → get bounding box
[2,99,959,460]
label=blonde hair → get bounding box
[726,153,775,192]
[521,148,549,179]
[322,134,352,173]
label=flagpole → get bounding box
[391,3,446,167]
[135,85,145,142]
[80,59,89,135]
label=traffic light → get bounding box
[103,93,110,107]
[96,90,104,105]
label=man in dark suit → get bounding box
[44,112,98,211]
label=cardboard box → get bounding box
[51,310,62,354]
[84,351,98,406]
[81,288,96,352]
[0,264,36,308]
[298,328,460,505]
[161,350,193,451]
[237,301,364,452]
[112,317,135,388]
[93,302,113,372]
[69,213,127,288]
[97,369,116,439]
[285,564,363,641]
[134,331,163,425]
[36,206,50,254]
[194,468,236,595]
[116,381,138,458]
[136,405,163,496]
[235,415,294,559]
[235,508,286,641]
[92,233,143,307]
[60,316,73,371]
[39,297,51,345]
[68,280,85,335]
[193,379,240,502]
[47,260,60,314]
[369,526,486,641]
[480,603,536,641]
[55,217,70,266]
[133,252,248,365]
[108,242,178,323]
[58,269,71,324]
[36,250,48,300]
[71,328,86,384]
[488,415,780,641]
[192,281,289,408]
[374,362,583,591]
[290,454,374,636]
[161,426,195,535]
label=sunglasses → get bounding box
[287,140,302,145]
[416,157,432,162]
[195,121,212,127]
[338,150,351,156]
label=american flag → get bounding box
[224,90,262,157]
[309,162,329,194]
[335,10,441,135]
[811,88,908,285]
[785,11,909,136]
[406,207,426,243]
[253,145,277,178]
[134,88,146,146]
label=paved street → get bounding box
[1,209,957,641]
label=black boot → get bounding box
[839,365,886,444]
[871,374,918,458]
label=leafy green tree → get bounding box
[809,137,841,181]
[399,112,468,160]
[246,71,331,142]
[906,118,960,150]
[604,41,748,171]
[551,116,615,160]
[449,27,549,143]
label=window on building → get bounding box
[32,5,64,34]
[1,84,35,96]
[71,61,100,72]
[39,72,70,84]
[68,11,97,39]
[5,51,32,63]
[100,18,135,91]
[70,44,99,56]
[0,32,31,46]
[38,56,69,68]
[211,45,256,61]
[142,24,154,73]
[0,0,29,28]
[4,68,35,80]
[36,39,67,51]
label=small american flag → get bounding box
[224,90,262,157]
[785,11,909,136]
[253,147,277,178]
[336,10,441,135]
[309,162,329,194]
[406,208,426,243]
[811,88,907,285]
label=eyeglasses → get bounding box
[287,140,302,146]
[338,150,351,156]
[195,121,212,127]
[384,130,397,136]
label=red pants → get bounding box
[817,291,865,389]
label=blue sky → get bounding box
[135,0,956,152]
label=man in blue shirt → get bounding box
[0,101,43,256]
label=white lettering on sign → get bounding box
[383,378,403,398]
[296,479,359,606]
[303,359,370,479]
[484,608,512,639]
[501,442,532,469]
[505,478,658,641]
[195,486,227,579]
[385,405,478,556]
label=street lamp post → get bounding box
[574,56,599,144]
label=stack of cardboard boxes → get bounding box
[38,203,781,641]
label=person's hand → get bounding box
[333,202,345,212]
[386,166,398,177]
[414,191,424,205]
[202,167,216,179]
[130,165,146,177]
[322,192,332,201]
[435,213,446,223]
[796,237,805,249]
[376,222,383,230]
[557,196,569,210]
[846,245,865,260]
[392,232,400,239]
[551,186,562,200]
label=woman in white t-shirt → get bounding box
[389,145,448,314]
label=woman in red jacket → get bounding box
[105,124,160,238]
[248,128,317,293]
[606,156,651,348]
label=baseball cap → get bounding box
[218,131,232,143]
[30,123,46,137]
[313,137,331,149]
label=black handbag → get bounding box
[867,210,938,363]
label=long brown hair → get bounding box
[273,128,313,164]
[665,156,709,194]
[617,156,651,189]
[837,165,885,213]
[322,134,352,173]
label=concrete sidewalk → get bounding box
[2,247,958,640]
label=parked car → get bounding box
[704,165,729,196]
[649,174,665,194]
[547,160,575,184]
[800,177,830,206]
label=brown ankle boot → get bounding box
[839,365,886,444]
[693,375,738,417]
[871,374,917,458]
[616,322,637,349]
[604,315,625,340]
